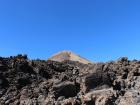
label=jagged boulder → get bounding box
[53,81,80,99]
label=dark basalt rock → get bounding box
[53,81,79,99]
[84,63,115,92]
[16,74,31,89]
[0,74,9,88]
[15,61,35,74]
[0,55,140,105]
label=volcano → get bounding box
[48,51,92,64]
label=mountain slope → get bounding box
[48,51,92,64]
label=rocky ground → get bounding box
[0,55,140,105]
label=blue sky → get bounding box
[0,0,140,62]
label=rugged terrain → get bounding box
[48,51,91,64]
[0,53,140,105]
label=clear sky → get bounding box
[0,0,140,62]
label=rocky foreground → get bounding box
[0,55,140,105]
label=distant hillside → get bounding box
[48,51,92,64]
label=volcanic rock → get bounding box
[0,54,140,105]
[52,81,80,99]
